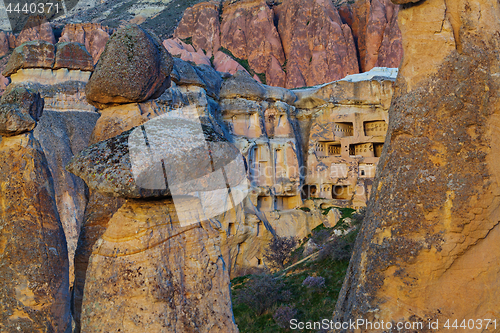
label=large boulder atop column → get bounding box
[80,197,238,332]
[66,117,245,199]
[0,86,43,136]
[85,24,173,109]
[334,0,500,326]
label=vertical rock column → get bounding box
[72,23,174,331]
[67,118,242,332]
[334,0,500,329]
[0,87,70,332]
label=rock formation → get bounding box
[174,2,221,57]
[2,40,100,289]
[85,24,173,109]
[298,68,396,209]
[213,50,248,75]
[163,38,212,66]
[276,0,359,88]
[334,0,500,328]
[67,96,241,332]
[15,15,56,47]
[3,40,56,77]
[80,197,238,332]
[59,23,112,64]
[221,0,286,84]
[0,86,70,332]
[169,0,402,88]
[71,25,176,331]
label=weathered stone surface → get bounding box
[0,132,70,332]
[59,23,112,64]
[0,86,43,136]
[169,58,223,100]
[0,31,10,57]
[72,191,124,333]
[2,40,55,77]
[72,80,223,332]
[54,42,94,71]
[34,110,99,285]
[213,50,248,75]
[277,0,359,88]
[163,38,212,66]
[298,68,395,209]
[221,0,285,75]
[374,1,402,68]
[85,24,173,109]
[67,117,244,198]
[11,77,96,113]
[15,16,56,47]
[266,55,286,87]
[220,70,296,104]
[364,0,402,70]
[81,197,238,332]
[334,0,500,327]
[174,2,221,56]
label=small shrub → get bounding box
[311,228,332,245]
[236,274,288,315]
[318,237,353,262]
[263,236,298,270]
[302,276,326,289]
[273,305,297,329]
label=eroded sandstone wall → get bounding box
[334,0,500,329]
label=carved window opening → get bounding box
[332,185,351,200]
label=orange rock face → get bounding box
[0,132,70,332]
[59,23,113,64]
[80,198,238,333]
[172,0,402,88]
[16,16,56,47]
[213,50,248,75]
[334,0,500,327]
[276,0,359,89]
[221,0,286,82]
[174,2,221,57]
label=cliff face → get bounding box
[0,0,402,90]
[170,0,402,88]
[334,0,500,328]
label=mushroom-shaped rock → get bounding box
[0,86,44,136]
[2,40,55,77]
[54,42,94,71]
[85,24,173,109]
[66,116,247,199]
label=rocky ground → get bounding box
[56,0,216,39]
